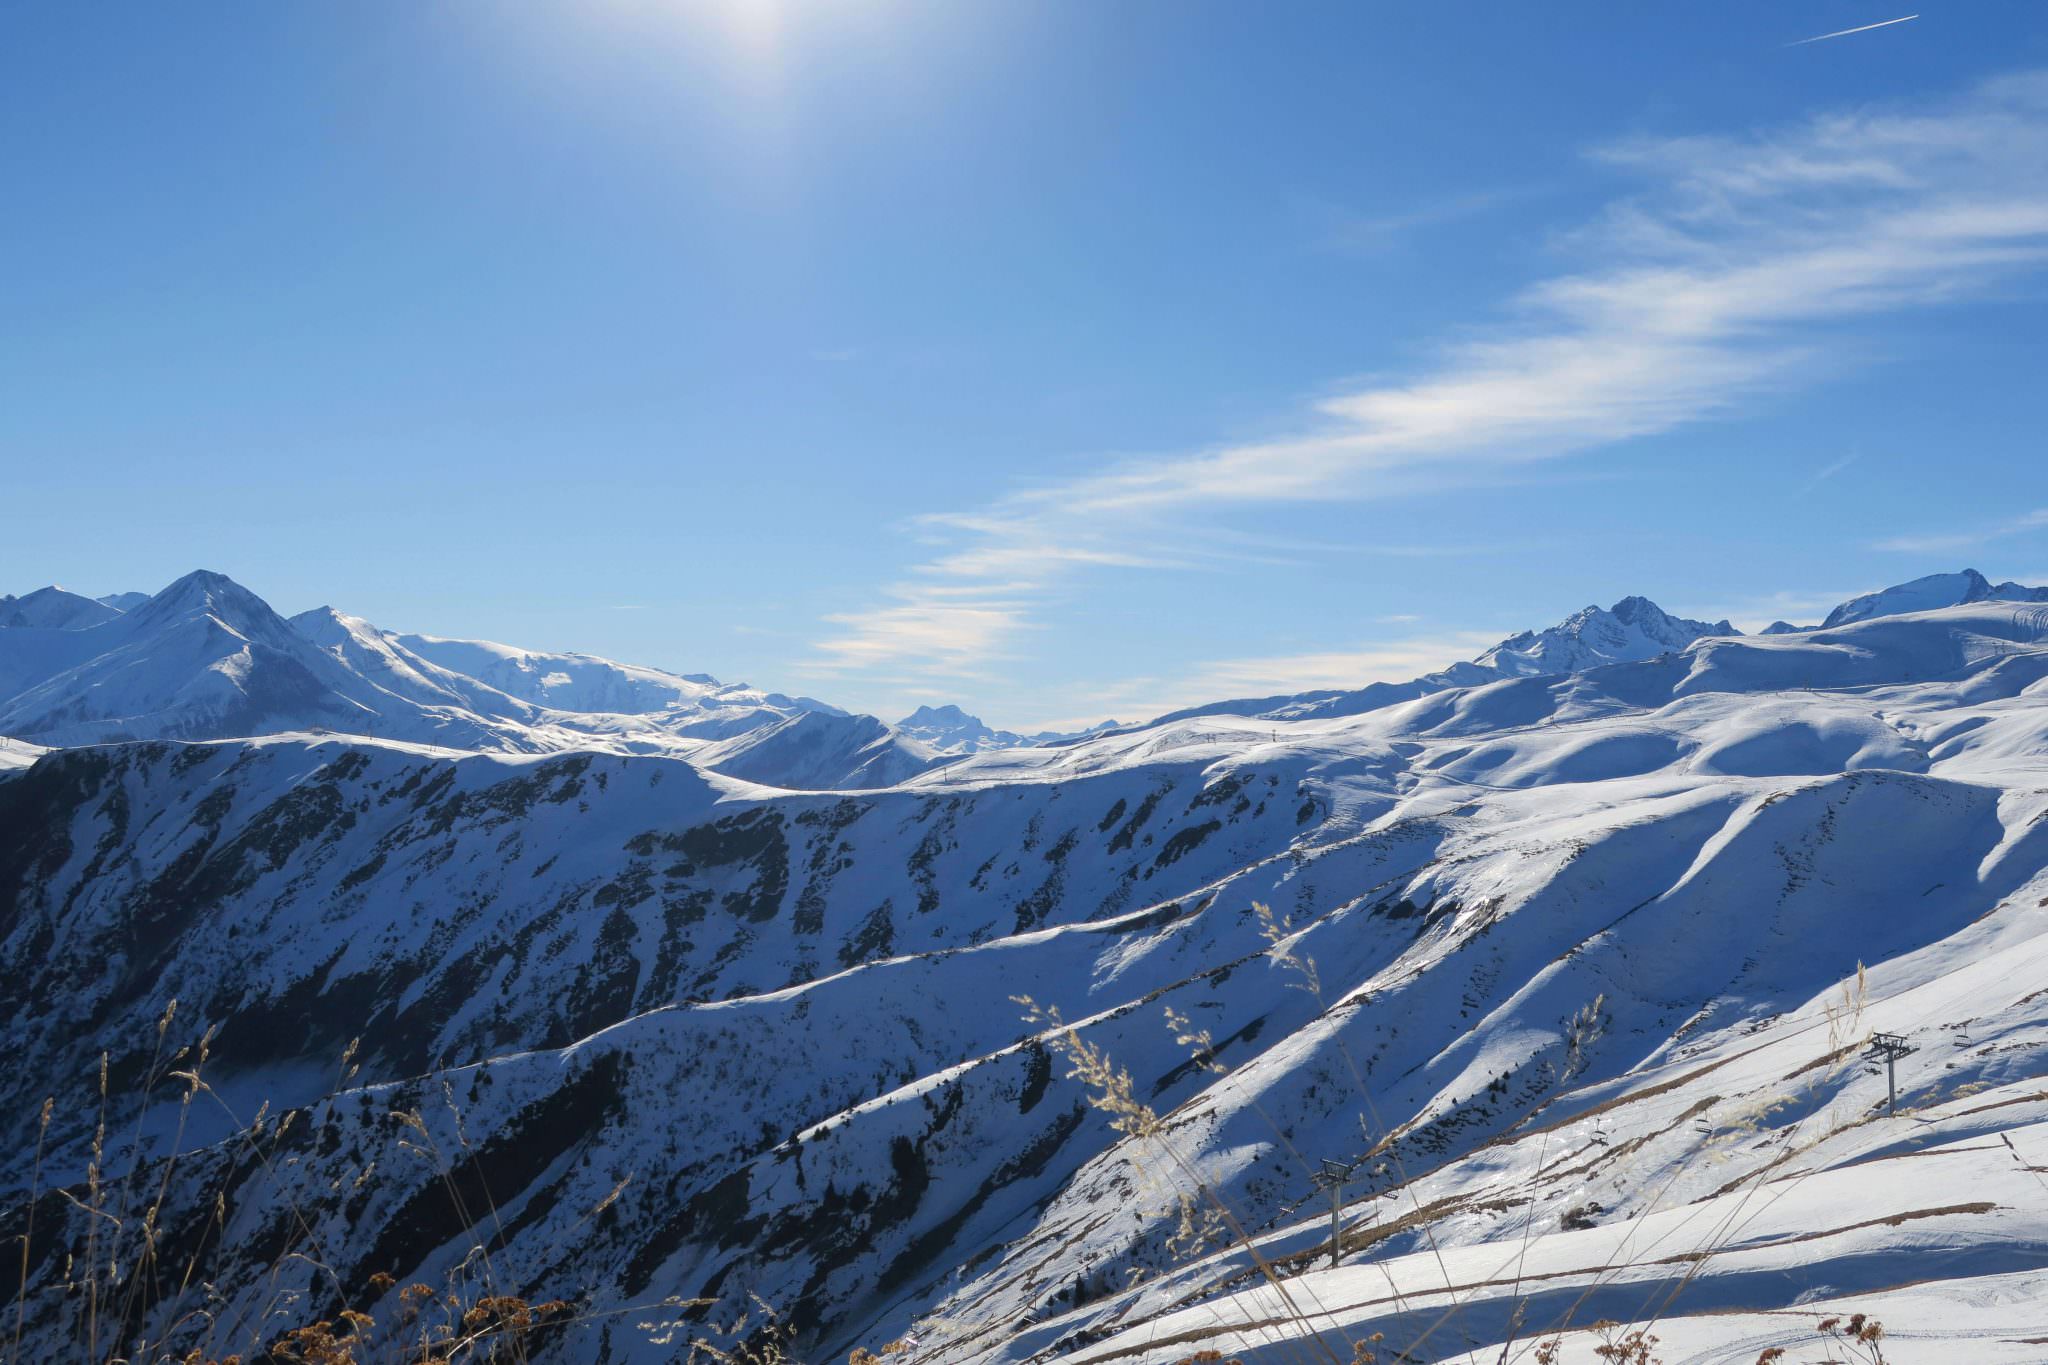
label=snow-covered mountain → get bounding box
[1159,593,1738,728]
[1822,566,2048,628]
[1476,593,1734,676]
[896,703,1033,752]
[895,704,1114,754]
[6,577,2048,1362]
[0,584,125,630]
[0,571,921,790]
[0,570,412,745]
[694,708,947,788]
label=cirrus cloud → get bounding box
[813,71,2048,698]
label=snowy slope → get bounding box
[391,627,840,724]
[1823,567,2048,628]
[1156,595,1737,728]
[1476,594,1734,677]
[697,709,949,787]
[0,573,917,790]
[0,571,564,753]
[5,593,2048,1362]
[0,585,127,630]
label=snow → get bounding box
[0,585,124,630]
[5,567,2048,1363]
[1823,567,2048,628]
[0,735,43,770]
[896,703,1102,754]
[1478,595,1736,678]
[1155,596,1738,728]
[0,571,902,788]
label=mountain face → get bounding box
[6,587,2048,1363]
[0,570,396,746]
[896,705,1119,753]
[1477,593,1734,677]
[1160,593,1737,728]
[0,585,126,631]
[1822,566,2048,628]
[896,703,1021,753]
[693,709,947,789]
[0,572,916,790]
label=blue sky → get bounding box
[5,3,2048,729]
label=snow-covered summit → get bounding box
[126,567,316,646]
[897,703,1032,753]
[896,703,1121,754]
[696,708,945,788]
[0,571,915,789]
[1160,593,1735,727]
[1821,567,2048,628]
[0,585,124,631]
[1477,593,1736,677]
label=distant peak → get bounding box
[0,585,124,631]
[286,605,359,641]
[1478,594,1735,679]
[900,703,978,728]
[1820,568,2048,629]
[129,569,283,633]
[1608,595,1663,625]
[153,568,253,602]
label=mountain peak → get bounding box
[136,569,266,615]
[1478,595,1735,678]
[119,570,310,658]
[0,585,123,631]
[899,703,978,728]
[1820,568,2048,629]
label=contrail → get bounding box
[1788,13,1919,45]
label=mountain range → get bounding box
[0,572,939,789]
[4,567,2048,1362]
[8,567,2031,789]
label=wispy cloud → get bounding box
[1299,188,1521,254]
[1793,453,1859,498]
[815,71,2048,690]
[1875,507,2048,554]
[811,580,1032,678]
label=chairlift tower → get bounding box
[1311,1158,1357,1270]
[1866,1032,1916,1116]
